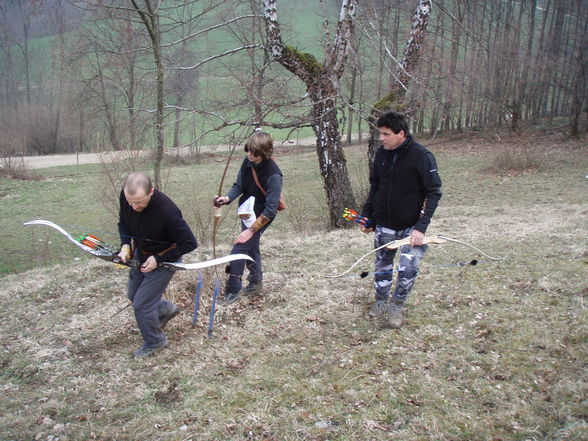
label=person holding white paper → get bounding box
[212,131,283,304]
[237,196,256,228]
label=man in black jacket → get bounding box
[117,172,197,357]
[361,111,442,328]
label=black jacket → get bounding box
[118,189,197,264]
[362,135,442,233]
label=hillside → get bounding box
[1,133,587,440]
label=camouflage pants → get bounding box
[373,225,427,304]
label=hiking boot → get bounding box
[368,299,387,320]
[243,281,263,296]
[132,337,168,358]
[159,304,180,330]
[385,299,404,329]
[219,290,241,305]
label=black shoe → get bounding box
[160,305,180,329]
[243,281,263,296]
[219,290,241,305]
[132,337,168,358]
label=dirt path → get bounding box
[21,152,110,169]
[19,146,228,169]
[14,136,331,169]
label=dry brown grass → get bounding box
[1,133,587,441]
[0,156,43,181]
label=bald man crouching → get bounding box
[117,172,197,358]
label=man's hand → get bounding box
[140,255,158,273]
[360,225,374,234]
[410,229,425,247]
[213,195,229,208]
[235,228,254,244]
[118,244,131,263]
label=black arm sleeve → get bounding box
[155,209,197,264]
[414,152,442,233]
[118,190,132,247]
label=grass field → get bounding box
[0,132,587,440]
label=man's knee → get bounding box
[399,267,418,281]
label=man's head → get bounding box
[377,110,409,150]
[123,172,154,212]
[244,131,273,163]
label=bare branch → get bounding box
[174,44,262,70]
[161,14,259,48]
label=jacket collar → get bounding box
[384,135,412,156]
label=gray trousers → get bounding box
[373,225,427,303]
[127,265,176,348]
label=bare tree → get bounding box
[365,0,432,166]
[263,0,357,228]
[69,12,150,152]
[128,0,166,188]
[11,0,41,108]
[568,0,588,137]
[3,0,587,168]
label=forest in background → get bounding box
[1,0,585,158]
[0,0,586,228]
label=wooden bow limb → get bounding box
[211,206,223,259]
[326,234,505,279]
[325,235,440,279]
[385,235,447,249]
[325,239,398,279]
[212,155,234,259]
[212,133,244,258]
[436,234,505,261]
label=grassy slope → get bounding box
[0,133,587,441]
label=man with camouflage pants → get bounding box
[360,111,442,328]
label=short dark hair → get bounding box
[376,110,410,135]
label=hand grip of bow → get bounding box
[213,196,228,208]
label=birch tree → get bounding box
[366,0,432,166]
[263,0,357,228]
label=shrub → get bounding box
[0,156,42,181]
[489,144,544,173]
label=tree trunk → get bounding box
[96,55,121,151]
[130,0,165,188]
[346,64,357,144]
[569,3,588,137]
[128,61,137,151]
[366,0,432,167]
[263,0,357,228]
[512,0,536,130]
[442,0,464,132]
[310,78,356,227]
